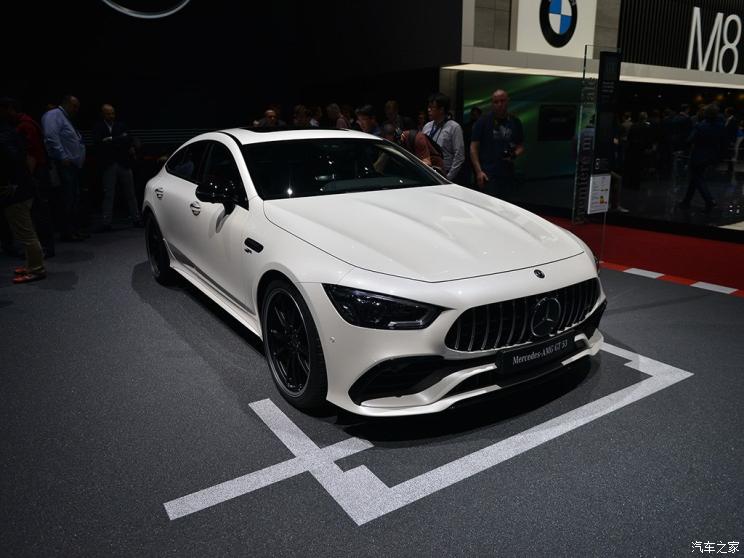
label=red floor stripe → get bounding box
[732,290,744,298]
[544,216,744,290]
[658,274,697,286]
[599,262,630,272]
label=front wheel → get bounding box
[145,214,177,285]
[261,280,328,411]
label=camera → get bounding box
[502,146,516,162]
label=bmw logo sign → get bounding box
[540,0,578,48]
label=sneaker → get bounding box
[14,265,29,275]
[12,270,46,284]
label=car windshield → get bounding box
[241,138,447,200]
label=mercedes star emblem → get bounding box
[530,297,562,338]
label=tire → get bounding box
[261,279,328,411]
[145,214,177,285]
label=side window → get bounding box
[202,142,247,205]
[166,141,208,183]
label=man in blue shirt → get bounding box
[41,95,86,241]
[470,89,524,199]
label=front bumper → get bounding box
[298,254,605,417]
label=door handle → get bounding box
[190,201,201,216]
[244,238,264,253]
[154,187,164,199]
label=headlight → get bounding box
[323,285,441,330]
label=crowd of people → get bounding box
[251,90,526,198]
[0,94,141,284]
[0,89,528,286]
[2,87,742,286]
[616,103,744,212]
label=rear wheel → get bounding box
[145,214,177,285]
[261,279,328,411]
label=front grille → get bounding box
[445,278,600,352]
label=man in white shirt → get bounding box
[422,93,465,182]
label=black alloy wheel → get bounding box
[262,280,327,410]
[145,214,177,285]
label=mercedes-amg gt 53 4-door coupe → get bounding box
[143,128,606,417]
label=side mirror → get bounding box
[196,178,238,212]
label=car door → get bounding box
[190,140,254,311]
[157,140,209,268]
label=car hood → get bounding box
[263,184,584,282]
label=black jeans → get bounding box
[682,161,714,206]
[57,164,81,237]
[484,174,514,200]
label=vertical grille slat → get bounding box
[505,300,517,346]
[571,283,587,325]
[589,280,596,312]
[494,302,504,349]
[582,281,592,320]
[581,281,589,320]
[568,283,578,326]
[558,287,569,331]
[567,284,578,327]
[461,309,474,351]
[564,285,573,329]
[467,308,478,351]
[518,296,530,344]
[480,305,491,351]
[592,281,598,312]
[445,279,600,352]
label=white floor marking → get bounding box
[690,281,737,294]
[163,343,693,525]
[624,268,664,279]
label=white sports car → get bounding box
[143,128,605,417]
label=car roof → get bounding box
[217,127,379,145]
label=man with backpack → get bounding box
[382,123,444,175]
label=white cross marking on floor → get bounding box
[163,343,693,525]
